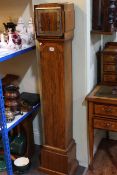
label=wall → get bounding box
[0,0,41,145]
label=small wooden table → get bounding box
[86,85,117,167]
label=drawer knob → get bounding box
[103,107,112,113]
[49,47,55,52]
[104,122,114,128]
[106,123,111,127]
[104,122,111,127]
[110,56,115,59]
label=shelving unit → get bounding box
[0,45,39,175]
[0,45,35,62]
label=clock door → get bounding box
[34,7,63,37]
[39,41,66,148]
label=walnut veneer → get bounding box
[34,3,74,39]
[86,85,117,166]
[34,3,78,175]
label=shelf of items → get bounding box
[0,45,39,175]
[0,45,35,62]
[0,103,39,133]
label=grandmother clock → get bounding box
[34,3,78,175]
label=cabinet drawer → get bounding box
[103,74,117,82]
[103,64,116,72]
[94,118,117,131]
[103,55,117,63]
[94,104,117,117]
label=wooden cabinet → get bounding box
[86,85,117,166]
[92,0,117,34]
[102,52,117,84]
[34,3,78,175]
[97,42,117,85]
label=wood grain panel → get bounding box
[103,74,117,82]
[103,55,116,63]
[40,41,65,148]
[94,118,117,131]
[94,104,117,117]
[103,64,116,72]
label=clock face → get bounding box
[35,7,63,37]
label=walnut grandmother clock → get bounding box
[34,3,78,175]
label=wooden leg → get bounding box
[88,117,94,169]
[20,116,35,158]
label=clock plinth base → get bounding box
[38,140,78,175]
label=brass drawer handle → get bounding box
[110,56,115,59]
[104,56,115,60]
[104,122,112,127]
[102,107,112,113]
[106,123,111,127]
[104,122,115,128]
